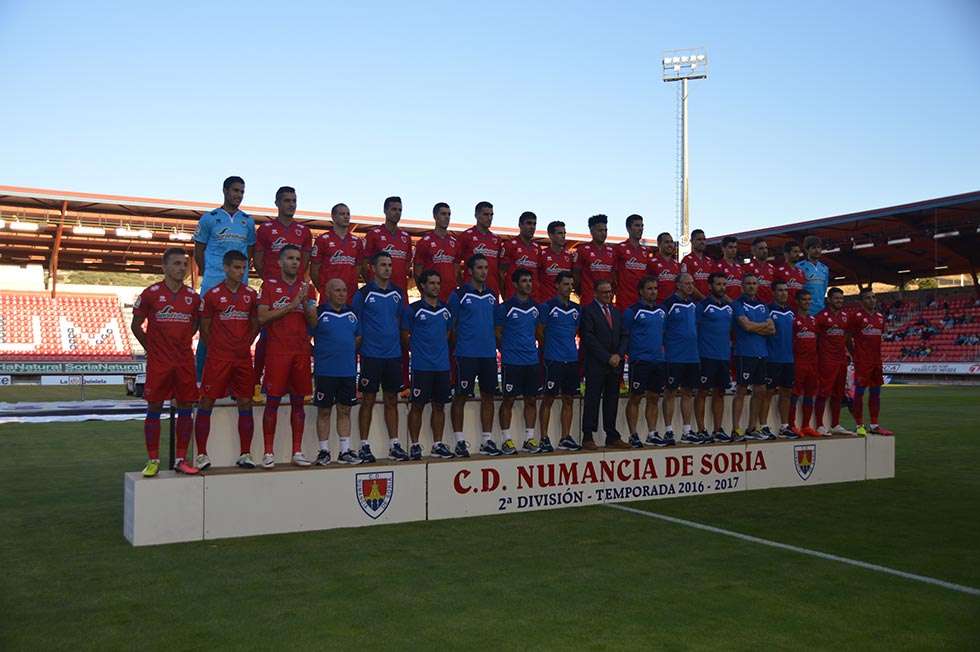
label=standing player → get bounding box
[661,273,699,445]
[647,232,680,300]
[353,252,408,463]
[193,176,255,375]
[623,276,667,447]
[363,196,413,290]
[413,202,460,302]
[500,211,541,300]
[311,278,363,466]
[538,221,576,304]
[496,269,541,453]
[814,287,856,435]
[680,229,715,301]
[695,273,734,442]
[731,274,775,440]
[614,214,651,310]
[798,235,830,316]
[459,201,502,296]
[536,271,583,452]
[848,288,893,436]
[790,290,820,437]
[575,214,616,307]
[743,238,775,305]
[311,203,363,299]
[717,236,744,301]
[449,255,500,455]
[402,270,459,460]
[775,240,806,309]
[258,245,318,467]
[195,250,260,470]
[765,280,800,439]
[130,248,200,476]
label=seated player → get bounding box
[848,288,893,436]
[312,278,362,465]
[496,269,542,453]
[696,272,734,442]
[623,276,667,447]
[130,248,201,476]
[536,271,583,452]
[195,250,260,470]
[765,280,800,439]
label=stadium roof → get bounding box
[706,191,980,287]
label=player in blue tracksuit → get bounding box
[766,280,800,439]
[797,235,830,316]
[696,272,734,442]
[732,273,775,440]
[449,254,500,456]
[495,269,541,455]
[661,273,699,445]
[536,271,582,453]
[623,276,667,448]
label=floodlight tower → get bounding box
[662,48,708,255]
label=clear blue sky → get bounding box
[1,0,978,236]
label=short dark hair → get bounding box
[625,214,643,230]
[783,240,800,254]
[162,247,187,264]
[722,236,738,247]
[475,201,493,214]
[859,286,874,297]
[466,253,487,270]
[752,237,767,246]
[223,250,247,265]
[433,202,449,216]
[555,270,574,284]
[772,280,788,290]
[742,272,758,282]
[828,287,844,297]
[512,268,533,284]
[803,235,822,250]
[637,275,657,292]
[797,289,812,300]
[587,214,608,229]
[691,228,705,239]
[518,211,537,225]
[384,196,402,211]
[594,279,613,291]
[222,176,244,191]
[370,251,392,266]
[279,244,301,258]
[275,186,295,202]
[657,232,672,245]
[707,271,725,285]
[417,269,440,286]
[547,220,565,235]
[331,203,348,217]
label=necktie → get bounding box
[602,303,613,329]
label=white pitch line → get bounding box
[607,503,980,597]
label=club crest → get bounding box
[794,444,816,481]
[356,471,394,519]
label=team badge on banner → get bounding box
[356,471,394,519]
[794,444,816,481]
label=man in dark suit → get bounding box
[580,279,630,449]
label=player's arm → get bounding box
[247,245,255,273]
[737,315,773,335]
[199,315,212,345]
[535,322,545,349]
[304,298,318,330]
[193,241,207,277]
[130,314,149,351]
[253,244,266,278]
[400,328,411,352]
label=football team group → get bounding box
[133,177,891,478]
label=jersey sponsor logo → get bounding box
[271,236,288,251]
[355,471,394,519]
[382,243,409,259]
[214,227,246,244]
[472,243,499,258]
[329,250,357,265]
[219,305,251,320]
[154,304,192,322]
[431,249,455,264]
[589,261,613,272]
[514,254,537,268]
[545,262,570,274]
[623,257,647,271]
[794,444,816,481]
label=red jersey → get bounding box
[259,277,315,355]
[133,282,200,361]
[363,224,413,289]
[458,226,502,296]
[815,308,850,363]
[311,230,363,296]
[413,231,460,302]
[575,242,615,306]
[614,240,651,309]
[744,258,776,304]
[774,260,807,308]
[201,282,258,361]
[680,253,716,299]
[793,313,819,368]
[538,246,576,302]
[255,220,312,280]
[647,255,680,300]
[716,258,743,301]
[848,308,884,367]
[500,237,541,299]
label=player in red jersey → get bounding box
[130,248,200,476]
[363,196,413,290]
[717,235,743,301]
[847,288,892,436]
[814,287,856,435]
[614,214,651,310]
[647,232,680,299]
[194,250,260,470]
[743,237,775,305]
[311,202,363,298]
[790,290,820,437]
[680,228,715,300]
[774,240,806,309]
[253,186,313,391]
[414,202,460,301]
[574,214,615,306]
[500,211,541,300]
[459,201,502,296]
[258,245,319,468]
[538,220,576,303]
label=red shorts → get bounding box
[793,365,818,396]
[818,359,847,399]
[264,353,312,397]
[854,364,884,388]
[144,355,198,403]
[201,356,255,400]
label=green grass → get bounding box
[1,387,977,649]
[0,385,132,403]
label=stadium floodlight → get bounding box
[73,224,106,237]
[935,265,949,270]
[10,220,40,232]
[116,227,153,240]
[663,47,708,256]
[933,230,959,239]
[887,237,911,245]
[852,242,874,250]
[169,230,193,242]
[0,219,5,229]
[823,246,841,253]
[897,269,911,274]
[834,276,847,281]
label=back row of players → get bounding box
[133,177,889,477]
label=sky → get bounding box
[1,0,978,237]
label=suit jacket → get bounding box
[581,300,627,374]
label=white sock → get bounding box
[870,423,878,429]
[318,440,330,452]
[781,423,789,430]
[665,428,674,435]
[501,429,511,442]
[340,437,351,453]
[175,457,184,464]
[683,424,692,434]
[482,432,492,443]
[648,431,658,438]
[525,428,535,440]
[389,437,399,448]
[455,431,466,443]
[360,439,369,448]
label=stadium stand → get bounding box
[876,292,980,362]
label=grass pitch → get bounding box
[1,386,977,649]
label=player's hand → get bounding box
[609,353,621,367]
